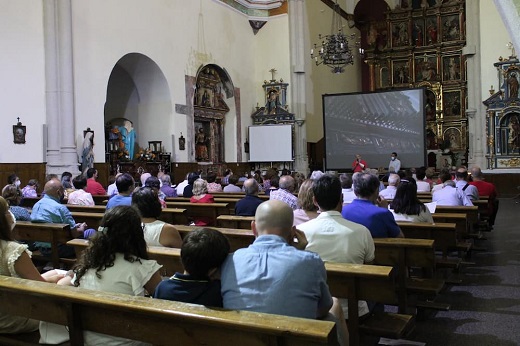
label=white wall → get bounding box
[0,0,46,162]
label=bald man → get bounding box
[221,200,331,318]
[234,178,263,216]
[31,179,89,258]
[269,175,298,209]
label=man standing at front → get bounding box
[352,154,368,173]
[388,152,401,173]
[221,200,348,344]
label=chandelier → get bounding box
[310,1,360,74]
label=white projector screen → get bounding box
[249,125,293,162]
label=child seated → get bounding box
[153,228,230,307]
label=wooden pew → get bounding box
[373,238,448,313]
[70,208,189,229]
[165,202,230,225]
[0,276,336,346]
[217,214,254,229]
[91,194,110,205]
[66,205,107,213]
[13,221,73,269]
[20,197,40,208]
[175,225,254,252]
[67,239,413,346]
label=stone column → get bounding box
[288,0,309,175]
[44,0,78,176]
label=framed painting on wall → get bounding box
[414,53,438,82]
[443,90,462,118]
[441,14,461,42]
[442,54,462,82]
[392,59,411,85]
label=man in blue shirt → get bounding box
[221,200,348,344]
[234,178,263,216]
[106,173,134,209]
[341,172,403,238]
[31,179,90,257]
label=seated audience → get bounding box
[455,167,479,201]
[84,168,106,195]
[379,173,400,199]
[339,173,356,204]
[67,175,94,206]
[154,228,230,306]
[2,184,31,221]
[182,172,200,198]
[415,167,431,192]
[0,197,65,334]
[269,175,298,210]
[2,174,21,195]
[431,168,450,193]
[132,187,182,247]
[342,172,404,238]
[61,171,74,198]
[309,170,324,180]
[46,206,162,345]
[470,166,499,227]
[223,175,242,193]
[21,179,39,198]
[190,179,215,226]
[140,172,152,187]
[145,176,167,205]
[425,167,435,186]
[235,178,263,216]
[159,174,177,197]
[265,174,280,196]
[206,171,223,193]
[176,173,189,196]
[433,170,473,206]
[298,174,375,319]
[221,200,349,345]
[106,173,121,197]
[293,179,319,226]
[106,173,134,209]
[31,179,93,258]
[390,179,434,223]
[221,169,232,185]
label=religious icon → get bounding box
[179,133,186,151]
[13,118,26,144]
[195,127,209,161]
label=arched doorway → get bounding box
[104,53,173,176]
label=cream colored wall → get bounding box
[304,0,362,143]
[0,0,46,163]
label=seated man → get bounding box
[84,168,107,195]
[339,173,356,204]
[30,179,92,258]
[221,200,348,344]
[379,173,400,200]
[470,166,499,227]
[154,228,230,307]
[342,172,403,238]
[415,167,431,192]
[298,174,375,319]
[433,170,473,206]
[159,174,177,197]
[455,167,479,201]
[223,175,242,193]
[235,178,263,216]
[106,173,134,209]
[269,175,298,210]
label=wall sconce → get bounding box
[294,119,305,127]
[179,133,186,151]
[13,117,26,144]
[244,139,250,153]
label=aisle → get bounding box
[412,198,520,345]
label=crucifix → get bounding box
[269,68,277,82]
[507,42,516,58]
[17,117,20,124]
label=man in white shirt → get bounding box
[176,173,189,196]
[298,174,375,319]
[379,173,400,199]
[388,152,401,173]
[339,173,356,204]
[455,167,479,201]
[433,171,473,206]
[415,168,431,192]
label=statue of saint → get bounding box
[118,120,136,159]
[195,127,209,161]
[508,73,519,99]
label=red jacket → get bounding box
[85,178,106,195]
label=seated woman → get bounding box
[0,197,64,334]
[21,179,38,198]
[132,187,182,248]
[206,171,223,193]
[190,179,215,226]
[293,179,319,226]
[144,176,167,208]
[43,206,163,345]
[2,184,30,221]
[390,179,434,223]
[67,175,94,206]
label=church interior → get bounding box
[1,0,520,345]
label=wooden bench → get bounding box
[0,276,336,346]
[175,225,254,252]
[66,205,107,213]
[20,197,41,208]
[165,202,230,225]
[67,239,413,346]
[13,221,74,269]
[373,238,448,313]
[217,214,254,229]
[70,208,189,229]
[91,194,110,205]
[167,197,240,214]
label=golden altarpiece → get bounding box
[363,0,467,167]
[483,54,520,169]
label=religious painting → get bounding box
[442,127,462,151]
[507,114,520,153]
[425,89,437,121]
[392,59,410,85]
[412,19,425,47]
[391,21,409,47]
[426,127,439,150]
[195,122,211,162]
[414,53,437,82]
[506,69,520,100]
[378,61,391,89]
[443,90,462,118]
[441,14,461,42]
[442,54,462,81]
[425,18,438,45]
[367,21,389,52]
[13,124,26,144]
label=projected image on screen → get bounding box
[323,88,425,170]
